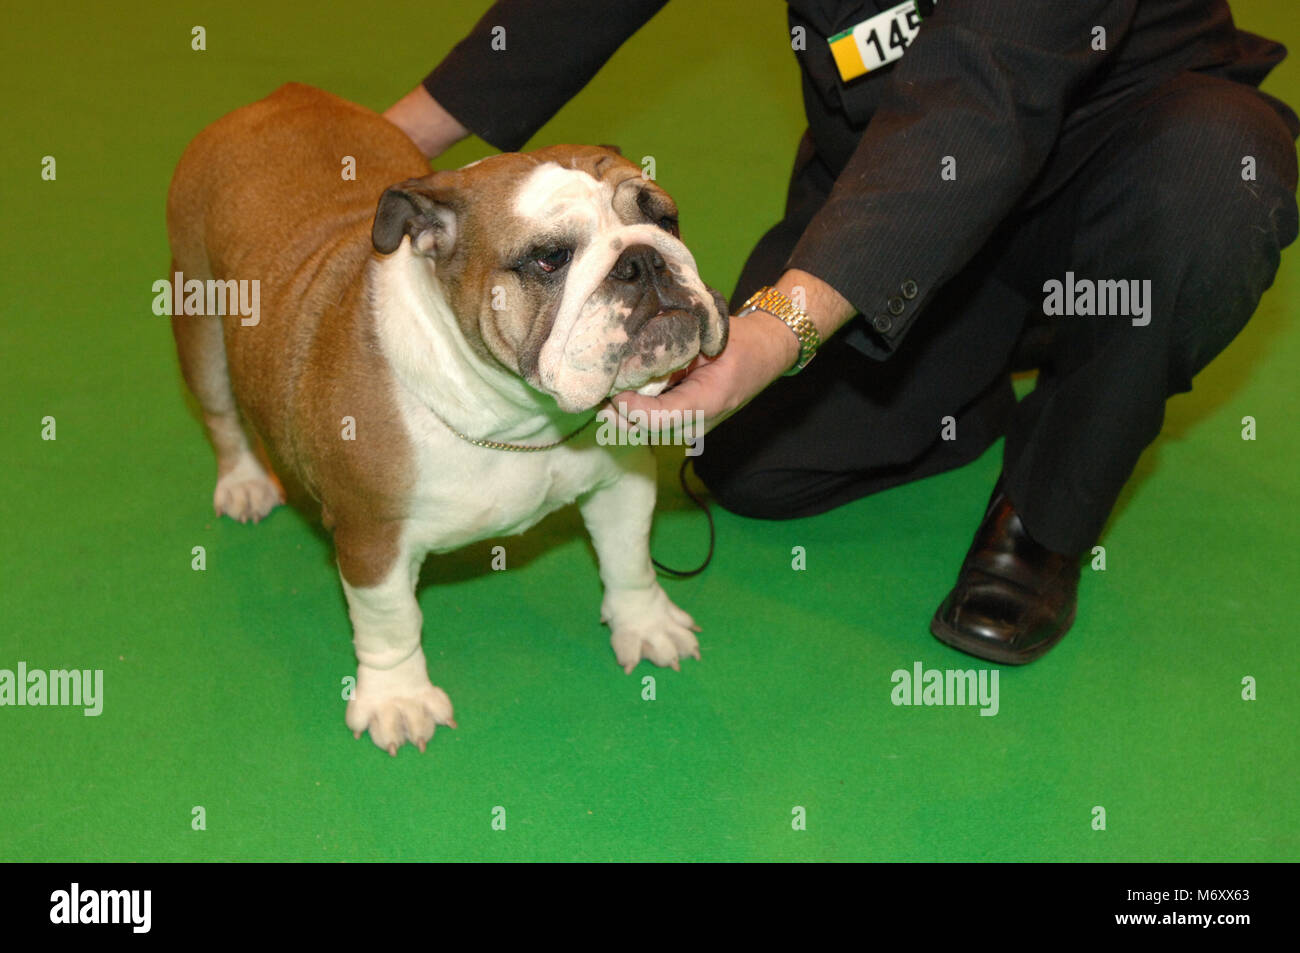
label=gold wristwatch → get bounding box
[737,286,821,375]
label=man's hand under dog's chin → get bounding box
[606,311,800,438]
[606,269,855,439]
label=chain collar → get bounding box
[431,406,599,452]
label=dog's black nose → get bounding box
[609,244,666,283]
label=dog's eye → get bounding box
[657,216,679,236]
[535,248,572,273]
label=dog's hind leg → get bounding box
[169,263,284,523]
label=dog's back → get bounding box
[166,83,429,521]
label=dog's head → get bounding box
[372,145,728,413]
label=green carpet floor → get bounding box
[2,1,1296,861]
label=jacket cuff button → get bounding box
[901,280,918,299]
[872,314,893,333]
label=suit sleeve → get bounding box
[786,0,1140,357]
[422,0,669,152]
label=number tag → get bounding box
[828,0,937,83]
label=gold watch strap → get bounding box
[738,286,821,375]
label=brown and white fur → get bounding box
[166,83,728,754]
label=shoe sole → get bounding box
[929,604,1077,666]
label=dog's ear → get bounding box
[372,175,459,258]
[595,144,622,156]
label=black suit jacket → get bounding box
[423,0,1296,358]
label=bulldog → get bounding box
[166,83,728,754]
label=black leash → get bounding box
[651,457,716,578]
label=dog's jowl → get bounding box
[166,83,728,754]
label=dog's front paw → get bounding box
[345,648,455,755]
[603,584,702,674]
[213,452,283,523]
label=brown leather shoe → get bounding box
[930,478,1080,664]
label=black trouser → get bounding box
[695,71,1299,555]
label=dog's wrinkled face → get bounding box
[372,145,729,412]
